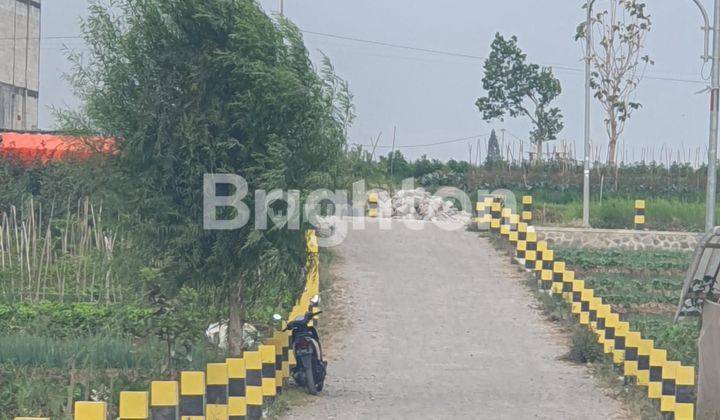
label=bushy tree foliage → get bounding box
[476,34,564,161]
[63,0,349,355]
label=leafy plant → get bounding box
[476,33,564,160]
[62,0,350,356]
[554,248,691,272]
[568,326,604,363]
[576,0,653,165]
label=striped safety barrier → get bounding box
[368,192,379,218]
[57,230,321,420]
[521,195,533,223]
[490,198,696,420]
[476,195,493,230]
[635,200,646,229]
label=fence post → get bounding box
[523,231,538,269]
[368,192,378,218]
[636,339,654,387]
[508,214,520,244]
[260,344,278,405]
[244,350,263,420]
[561,270,574,302]
[623,331,642,379]
[674,366,696,419]
[74,402,107,420]
[180,371,205,418]
[476,196,493,230]
[551,261,565,295]
[150,381,178,420]
[538,248,554,291]
[634,200,646,229]
[119,391,149,420]
[522,195,533,223]
[227,358,247,420]
[648,348,668,400]
[206,363,229,419]
[612,321,630,365]
[490,199,502,234]
[270,334,285,393]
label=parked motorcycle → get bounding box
[275,295,327,395]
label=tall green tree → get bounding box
[476,34,564,161]
[64,0,348,356]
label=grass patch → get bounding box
[567,326,604,364]
[554,248,690,274]
[534,197,712,232]
[584,275,683,307]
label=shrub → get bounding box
[567,326,604,364]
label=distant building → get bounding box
[0,0,40,130]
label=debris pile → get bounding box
[379,188,471,223]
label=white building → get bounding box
[0,0,40,130]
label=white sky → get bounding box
[38,0,716,163]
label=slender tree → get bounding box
[486,129,502,164]
[64,0,349,356]
[576,0,653,166]
[476,34,564,161]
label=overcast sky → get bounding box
[39,1,715,163]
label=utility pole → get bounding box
[691,0,717,231]
[390,125,397,179]
[707,0,720,232]
[583,0,596,228]
[280,0,284,16]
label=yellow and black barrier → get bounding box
[521,195,532,223]
[227,358,247,420]
[150,381,179,420]
[635,200,646,229]
[491,198,696,419]
[119,392,148,419]
[206,363,229,419]
[64,230,321,420]
[368,192,379,218]
[180,371,205,418]
[476,195,493,230]
[73,402,107,420]
[260,344,278,406]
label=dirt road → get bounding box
[284,219,626,419]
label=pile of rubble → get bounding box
[377,188,471,223]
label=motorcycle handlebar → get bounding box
[282,311,323,331]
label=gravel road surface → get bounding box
[284,219,626,420]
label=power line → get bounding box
[302,30,707,86]
[0,29,708,85]
[301,30,485,61]
[351,132,490,149]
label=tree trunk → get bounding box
[228,275,244,357]
[607,119,619,167]
[535,140,543,162]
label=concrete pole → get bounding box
[706,0,720,232]
[583,0,596,228]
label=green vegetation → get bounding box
[553,248,690,273]
[476,34,564,158]
[557,248,699,367]
[534,197,712,231]
[0,0,355,415]
[567,326,604,364]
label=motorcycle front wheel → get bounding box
[301,354,318,395]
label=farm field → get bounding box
[554,248,699,367]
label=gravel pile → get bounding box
[377,188,471,223]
